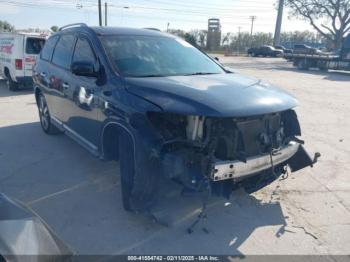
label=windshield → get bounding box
[26,37,46,54]
[100,35,225,77]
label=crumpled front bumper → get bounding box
[211,141,301,181]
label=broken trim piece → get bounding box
[212,141,300,181]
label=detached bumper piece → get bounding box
[0,193,73,262]
[211,141,314,182]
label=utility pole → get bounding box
[98,0,102,26]
[273,0,284,46]
[167,22,170,32]
[105,2,108,26]
[238,26,241,54]
[249,16,256,36]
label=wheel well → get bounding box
[102,124,120,161]
[102,123,136,162]
[4,67,9,77]
[34,87,41,106]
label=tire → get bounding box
[37,93,61,135]
[5,73,18,91]
[119,131,135,211]
[297,59,309,70]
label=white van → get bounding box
[0,32,46,91]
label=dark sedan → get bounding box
[293,44,322,55]
[247,45,283,57]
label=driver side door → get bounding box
[62,35,102,152]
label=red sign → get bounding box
[0,44,14,54]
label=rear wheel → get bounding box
[37,93,61,135]
[5,72,18,91]
[297,59,309,70]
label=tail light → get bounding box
[15,59,23,70]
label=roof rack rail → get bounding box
[59,23,88,31]
[143,28,161,32]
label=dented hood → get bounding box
[125,73,298,117]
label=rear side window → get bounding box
[26,38,46,54]
[73,37,96,64]
[41,35,59,61]
[52,34,76,69]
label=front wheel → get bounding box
[37,93,61,135]
[119,132,135,211]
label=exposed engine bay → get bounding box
[147,110,318,198]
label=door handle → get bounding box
[62,83,70,89]
[40,72,47,77]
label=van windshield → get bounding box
[100,35,225,77]
[26,38,46,54]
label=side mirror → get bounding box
[71,61,98,77]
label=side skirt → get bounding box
[50,117,100,157]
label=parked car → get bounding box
[33,24,317,212]
[0,32,46,91]
[247,45,283,57]
[293,44,322,55]
[274,45,292,54]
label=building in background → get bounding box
[206,18,221,51]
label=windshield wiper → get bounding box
[133,74,167,77]
[184,72,219,76]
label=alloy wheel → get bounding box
[39,95,50,130]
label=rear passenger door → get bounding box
[49,34,76,122]
[62,35,102,149]
[34,35,59,113]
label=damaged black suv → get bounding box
[33,24,318,211]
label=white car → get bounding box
[0,32,46,91]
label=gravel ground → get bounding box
[0,56,349,256]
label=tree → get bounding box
[0,20,15,32]
[184,33,198,47]
[285,0,350,49]
[50,25,59,32]
[188,29,207,48]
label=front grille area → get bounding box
[210,113,283,161]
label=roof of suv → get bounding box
[60,25,167,37]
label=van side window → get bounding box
[52,34,76,69]
[72,37,96,65]
[26,38,46,55]
[41,35,59,61]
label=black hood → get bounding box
[125,73,298,117]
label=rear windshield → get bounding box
[26,38,46,54]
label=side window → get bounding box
[41,35,59,61]
[52,34,76,69]
[72,37,96,65]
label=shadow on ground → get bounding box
[0,80,33,98]
[0,122,287,255]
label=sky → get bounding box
[0,0,316,34]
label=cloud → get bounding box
[1,5,20,14]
